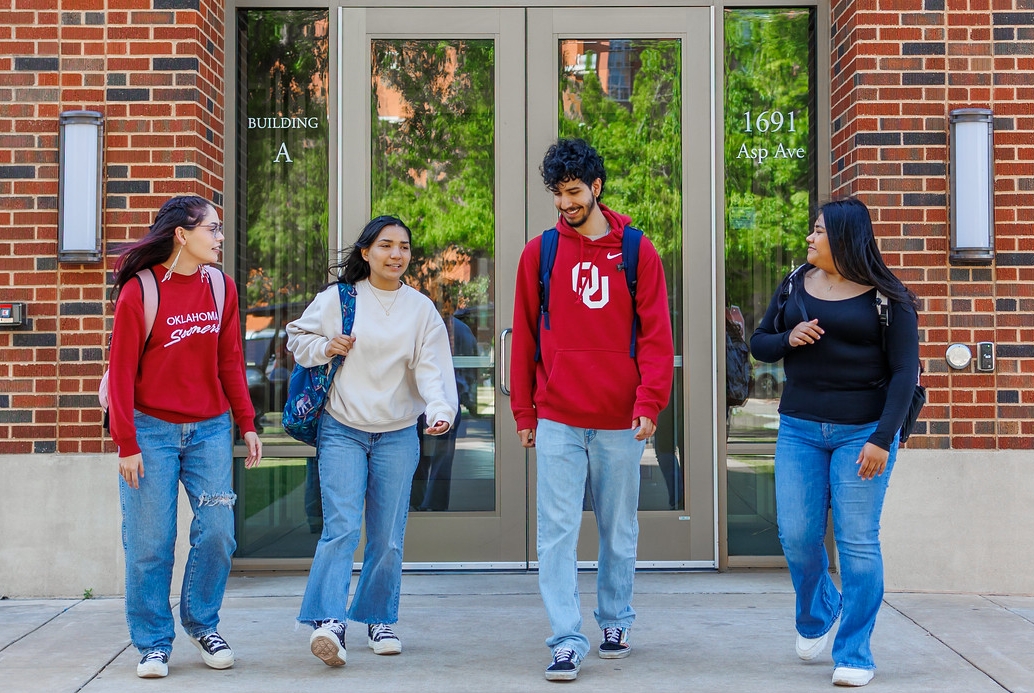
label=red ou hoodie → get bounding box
[510,205,674,432]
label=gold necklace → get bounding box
[367,281,402,315]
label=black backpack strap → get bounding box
[875,289,890,351]
[775,264,809,332]
[535,228,559,362]
[620,226,643,358]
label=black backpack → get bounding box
[725,315,753,407]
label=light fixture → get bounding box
[58,110,104,262]
[945,343,972,370]
[949,108,994,265]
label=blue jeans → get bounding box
[775,414,899,670]
[298,413,419,626]
[535,418,645,658]
[120,411,236,656]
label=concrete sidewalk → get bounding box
[1,571,1032,693]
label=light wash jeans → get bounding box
[120,411,237,657]
[535,418,645,659]
[775,414,899,671]
[297,413,419,626]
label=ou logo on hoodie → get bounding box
[570,262,609,309]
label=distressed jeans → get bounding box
[298,413,419,626]
[120,411,236,656]
[775,414,898,671]
[535,418,645,659]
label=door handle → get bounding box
[498,328,512,396]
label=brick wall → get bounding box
[2,3,1031,454]
[0,0,225,454]
[830,0,1034,450]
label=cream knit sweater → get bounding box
[286,280,458,433]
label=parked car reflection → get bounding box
[750,361,785,400]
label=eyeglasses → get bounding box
[191,222,224,236]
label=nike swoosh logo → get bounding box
[607,252,622,259]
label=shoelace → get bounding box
[143,651,167,663]
[553,647,576,663]
[369,623,397,641]
[602,627,623,644]
[319,619,346,636]
[198,632,230,653]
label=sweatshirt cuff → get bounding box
[632,404,660,426]
[515,414,538,432]
[117,440,141,458]
[427,411,452,427]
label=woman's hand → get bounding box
[425,419,451,436]
[324,334,356,358]
[119,453,145,489]
[788,319,824,347]
[243,431,263,468]
[856,442,889,480]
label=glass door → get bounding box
[340,7,529,564]
[233,6,716,569]
[527,8,716,566]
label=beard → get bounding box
[564,194,597,228]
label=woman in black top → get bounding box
[750,198,919,688]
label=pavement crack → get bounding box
[881,599,1014,693]
[0,599,86,654]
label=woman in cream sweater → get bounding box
[287,215,457,667]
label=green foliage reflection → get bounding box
[242,10,330,308]
[370,40,495,306]
[724,9,814,322]
[558,40,682,262]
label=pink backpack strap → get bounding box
[202,265,227,327]
[135,268,159,340]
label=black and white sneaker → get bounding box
[189,631,235,669]
[598,626,631,659]
[137,650,169,678]
[545,647,581,682]
[310,619,347,666]
[367,623,402,655]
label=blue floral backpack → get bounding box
[282,283,356,446]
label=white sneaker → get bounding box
[367,623,402,655]
[796,615,839,660]
[310,619,347,666]
[833,666,874,686]
[136,650,169,678]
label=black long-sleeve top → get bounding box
[750,272,920,451]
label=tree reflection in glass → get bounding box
[559,38,685,512]
[371,39,497,512]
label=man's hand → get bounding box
[518,428,535,448]
[632,416,655,441]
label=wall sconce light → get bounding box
[949,108,994,265]
[58,110,104,262]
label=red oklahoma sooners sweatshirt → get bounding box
[510,205,674,432]
[107,265,256,457]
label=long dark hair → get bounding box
[111,195,212,301]
[821,197,919,310]
[330,215,412,286]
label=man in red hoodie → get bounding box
[511,138,674,681]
